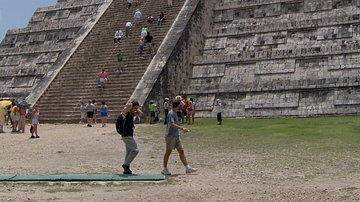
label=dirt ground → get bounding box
[0,123,360,202]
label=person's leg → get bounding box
[122,136,139,166]
[33,124,38,137]
[176,147,188,166]
[163,149,172,168]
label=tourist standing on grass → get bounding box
[216,99,222,125]
[100,101,108,127]
[187,98,195,125]
[86,100,94,127]
[149,101,156,124]
[161,100,198,175]
[163,98,169,125]
[120,101,143,174]
[30,104,40,138]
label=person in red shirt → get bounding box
[98,69,108,89]
[182,96,190,124]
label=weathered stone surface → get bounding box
[176,0,360,118]
[0,0,112,100]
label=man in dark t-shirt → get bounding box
[145,32,153,54]
[120,101,143,174]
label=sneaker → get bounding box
[87,124,92,127]
[161,168,171,175]
[122,164,132,174]
[186,167,198,174]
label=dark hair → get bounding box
[172,100,180,108]
[92,100,96,103]
[190,98,193,102]
[150,101,154,104]
[131,100,140,107]
[102,101,105,105]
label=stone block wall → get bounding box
[130,0,215,118]
[185,0,360,118]
[0,0,112,100]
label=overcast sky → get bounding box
[0,0,57,40]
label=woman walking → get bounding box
[100,101,108,127]
[30,104,40,138]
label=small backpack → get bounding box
[116,114,126,135]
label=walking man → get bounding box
[161,100,198,175]
[120,101,143,174]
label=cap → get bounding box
[165,98,169,101]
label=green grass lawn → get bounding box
[139,116,360,177]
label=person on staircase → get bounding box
[114,29,124,43]
[126,0,133,9]
[116,50,123,73]
[125,21,132,38]
[158,12,166,26]
[134,8,142,27]
[98,69,108,89]
[145,32,153,54]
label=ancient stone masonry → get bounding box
[182,0,360,118]
[0,0,112,100]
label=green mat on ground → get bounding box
[0,174,165,181]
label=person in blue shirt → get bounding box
[161,100,198,175]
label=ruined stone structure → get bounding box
[189,0,360,118]
[2,0,360,122]
[0,0,112,101]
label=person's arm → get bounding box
[170,122,189,132]
[121,102,133,117]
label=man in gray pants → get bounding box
[120,100,143,174]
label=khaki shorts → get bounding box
[165,135,183,150]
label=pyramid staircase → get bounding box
[36,0,186,123]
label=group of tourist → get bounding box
[0,102,40,138]
[79,100,109,127]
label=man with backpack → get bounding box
[116,101,143,174]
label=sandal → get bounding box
[35,136,40,138]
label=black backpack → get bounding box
[116,114,126,135]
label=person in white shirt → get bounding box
[127,0,133,9]
[114,29,124,43]
[125,22,132,38]
[134,9,142,26]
